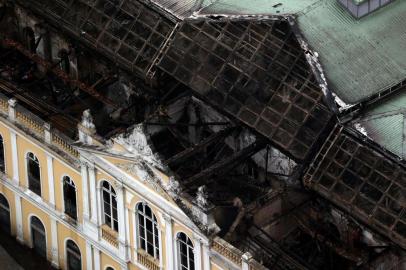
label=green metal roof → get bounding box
[200,0,406,105]
[353,91,406,159]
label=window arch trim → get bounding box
[26,151,41,196]
[175,232,195,270]
[28,214,47,249]
[135,202,160,260]
[101,180,118,232]
[62,175,78,221]
[64,238,82,270]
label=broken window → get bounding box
[66,240,81,270]
[177,232,194,270]
[63,176,77,221]
[27,152,41,196]
[137,202,159,260]
[0,134,5,173]
[102,181,118,232]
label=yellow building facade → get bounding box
[0,95,264,270]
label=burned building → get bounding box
[0,0,404,269]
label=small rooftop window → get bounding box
[338,0,395,18]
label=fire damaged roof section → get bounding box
[19,0,176,78]
[158,18,333,160]
[304,125,406,249]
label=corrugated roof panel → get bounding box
[360,114,404,158]
[198,0,406,105]
[151,0,199,19]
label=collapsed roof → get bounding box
[1,0,406,268]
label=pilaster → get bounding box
[94,245,101,270]
[46,154,55,208]
[50,217,59,268]
[14,193,23,243]
[202,240,211,270]
[116,183,128,260]
[193,235,203,270]
[86,241,93,270]
[10,130,19,184]
[163,213,174,270]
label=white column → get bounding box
[202,241,211,270]
[46,155,55,207]
[80,161,90,220]
[116,184,127,260]
[125,205,131,260]
[50,217,59,268]
[163,213,174,270]
[88,164,98,225]
[94,246,101,270]
[193,235,203,270]
[83,162,98,240]
[10,131,19,184]
[14,193,23,242]
[85,241,93,270]
[242,252,252,270]
[158,228,163,269]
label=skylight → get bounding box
[338,0,395,18]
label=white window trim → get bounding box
[25,151,42,197]
[64,238,82,270]
[62,175,78,222]
[101,180,118,231]
[175,232,195,270]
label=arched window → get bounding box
[0,134,5,173]
[66,240,81,270]
[102,181,118,232]
[176,232,195,270]
[23,27,36,53]
[27,152,41,196]
[30,216,46,258]
[0,194,10,234]
[106,267,115,270]
[63,176,77,221]
[137,203,159,259]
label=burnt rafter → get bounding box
[158,18,333,161]
[2,39,120,109]
[164,126,235,166]
[304,124,406,249]
[15,0,177,79]
[183,139,267,189]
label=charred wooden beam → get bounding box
[2,38,119,109]
[184,140,267,188]
[165,126,235,166]
[145,121,230,127]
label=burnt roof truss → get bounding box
[157,18,333,161]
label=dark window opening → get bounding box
[30,216,46,258]
[67,240,81,270]
[0,194,10,234]
[27,152,41,196]
[63,176,77,221]
[0,135,5,173]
